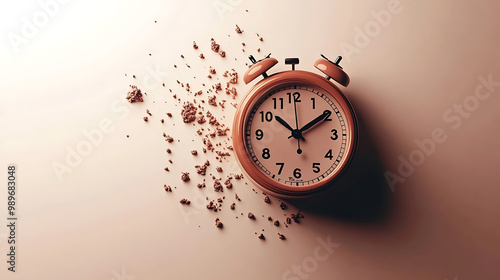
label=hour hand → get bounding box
[299,110,331,133]
[275,115,294,132]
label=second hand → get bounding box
[292,92,302,155]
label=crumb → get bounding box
[191,150,198,156]
[163,134,174,142]
[166,148,171,153]
[197,183,206,188]
[193,41,198,49]
[208,95,217,106]
[278,233,286,240]
[219,50,226,57]
[274,220,280,226]
[181,54,184,58]
[207,200,218,211]
[230,203,235,210]
[164,185,172,192]
[167,112,173,117]
[181,102,197,123]
[215,218,223,229]
[146,109,152,116]
[280,202,287,210]
[161,119,164,123]
[164,167,169,171]
[210,38,220,53]
[228,69,238,84]
[209,66,216,74]
[291,212,304,223]
[181,172,190,182]
[248,212,255,220]
[235,25,243,33]
[258,233,265,240]
[224,178,232,189]
[196,115,206,124]
[214,83,222,92]
[264,196,271,204]
[199,53,205,59]
[180,198,190,205]
[143,116,148,122]
[286,217,292,224]
[225,87,238,99]
[216,166,223,172]
[214,179,223,192]
[203,137,214,151]
[126,85,144,103]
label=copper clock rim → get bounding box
[233,70,358,197]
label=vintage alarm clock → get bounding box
[232,54,358,198]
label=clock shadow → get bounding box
[286,99,393,224]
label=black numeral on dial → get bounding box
[262,148,270,159]
[325,149,333,160]
[312,163,320,173]
[330,129,338,140]
[276,163,284,175]
[287,92,301,103]
[259,111,273,122]
[255,129,263,140]
[272,98,284,109]
[293,168,302,179]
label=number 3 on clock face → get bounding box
[245,83,349,188]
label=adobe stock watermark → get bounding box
[282,234,340,280]
[111,267,135,280]
[7,0,71,54]
[213,0,246,21]
[385,74,500,191]
[51,64,169,183]
[340,0,405,63]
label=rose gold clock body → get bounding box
[233,69,358,198]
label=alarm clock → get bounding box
[232,54,358,198]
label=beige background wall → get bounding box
[1,0,499,279]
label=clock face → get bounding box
[244,82,350,188]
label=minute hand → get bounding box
[298,110,332,133]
